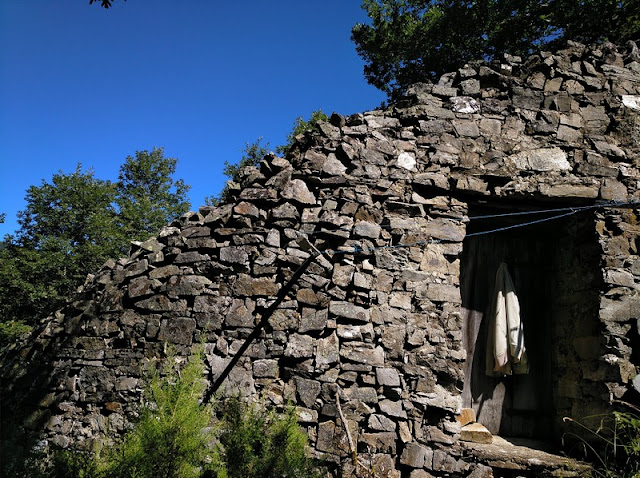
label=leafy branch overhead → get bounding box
[89,0,125,8]
[352,0,640,98]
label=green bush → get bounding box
[211,397,319,478]
[0,319,33,348]
[102,348,215,478]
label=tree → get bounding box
[352,0,640,99]
[116,148,190,242]
[205,137,271,206]
[275,109,329,155]
[2,166,119,320]
[207,110,329,206]
[0,151,191,337]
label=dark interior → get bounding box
[460,204,600,440]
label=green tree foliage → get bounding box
[28,352,317,478]
[352,0,640,98]
[116,148,191,241]
[564,402,640,477]
[207,110,329,206]
[0,166,118,327]
[0,150,190,339]
[275,109,329,155]
[205,138,271,206]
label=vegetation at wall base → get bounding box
[5,347,318,478]
[211,396,320,478]
[563,401,640,477]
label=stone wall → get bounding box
[2,41,640,477]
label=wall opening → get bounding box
[460,204,602,443]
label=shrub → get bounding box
[102,347,215,478]
[211,397,319,478]
[10,348,318,478]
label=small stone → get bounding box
[329,301,370,323]
[354,221,382,239]
[460,423,492,444]
[400,442,433,468]
[219,247,249,264]
[284,334,314,358]
[507,148,570,171]
[376,367,401,387]
[157,317,196,345]
[282,179,316,205]
[253,359,279,378]
[456,408,476,426]
[397,152,416,171]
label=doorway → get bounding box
[460,205,601,440]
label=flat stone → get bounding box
[507,148,571,171]
[316,332,339,367]
[452,119,480,137]
[359,432,396,454]
[456,408,476,426]
[340,343,385,366]
[284,334,314,358]
[379,399,407,419]
[225,299,255,327]
[322,155,348,176]
[128,277,155,298]
[354,221,382,239]
[219,247,249,264]
[400,442,433,468]
[460,423,493,444]
[296,377,321,408]
[157,317,196,345]
[149,265,180,280]
[368,413,397,432]
[622,95,640,110]
[539,183,599,198]
[173,251,210,264]
[233,201,260,218]
[232,274,280,296]
[134,296,187,313]
[376,367,401,387]
[451,96,479,113]
[329,301,370,323]
[253,359,279,378]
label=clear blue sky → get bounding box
[0,0,385,237]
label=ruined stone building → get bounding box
[2,41,640,477]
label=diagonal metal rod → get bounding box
[204,248,321,403]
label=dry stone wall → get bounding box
[3,41,640,477]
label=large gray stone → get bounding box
[507,148,571,171]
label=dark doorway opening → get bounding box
[460,204,601,441]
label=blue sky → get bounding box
[0,1,385,237]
